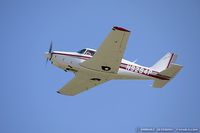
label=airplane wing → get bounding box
[57,70,110,96]
[81,26,131,73]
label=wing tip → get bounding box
[57,90,76,96]
[113,26,130,32]
[57,91,62,94]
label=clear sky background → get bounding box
[0,0,200,132]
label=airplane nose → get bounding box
[44,52,50,59]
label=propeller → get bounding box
[45,41,53,65]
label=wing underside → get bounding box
[81,26,131,73]
[58,26,131,96]
[57,71,110,96]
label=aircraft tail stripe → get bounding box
[167,53,174,68]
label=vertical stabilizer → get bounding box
[151,52,177,72]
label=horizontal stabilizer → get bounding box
[153,63,182,88]
[160,63,182,77]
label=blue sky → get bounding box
[0,0,200,132]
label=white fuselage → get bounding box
[45,51,170,81]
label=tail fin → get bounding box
[151,52,183,88]
[151,52,177,72]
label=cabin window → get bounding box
[85,50,96,56]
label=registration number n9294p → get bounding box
[126,65,153,75]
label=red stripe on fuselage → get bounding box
[53,52,91,59]
[52,52,170,80]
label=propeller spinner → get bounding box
[45,41,53,65]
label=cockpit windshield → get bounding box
[77,49,86,54]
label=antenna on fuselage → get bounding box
[133,59,137,63]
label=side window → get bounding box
[85,50,95,56]
[85,50,91,56]
[90,51,95,56]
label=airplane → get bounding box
[45,26,182,96]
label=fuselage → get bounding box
[44,26,181,95]
[45,49,170,81]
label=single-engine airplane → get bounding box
[45,26,182,96]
